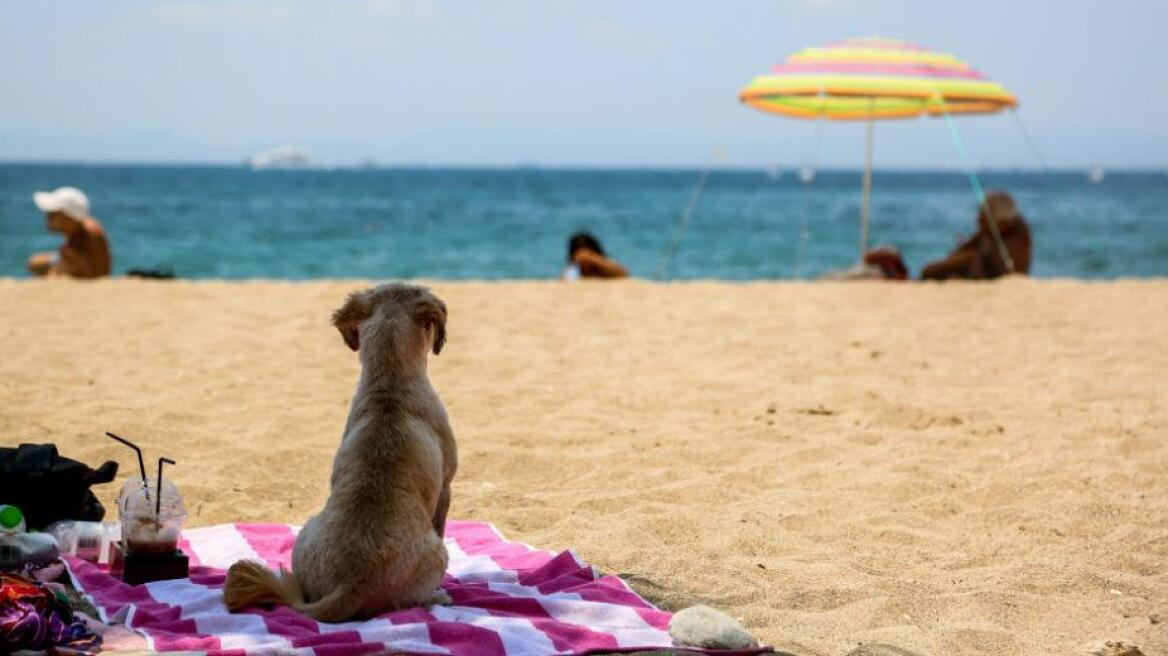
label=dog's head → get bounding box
[332,283,447,358]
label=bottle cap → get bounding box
[0,505,23,530]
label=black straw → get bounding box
[156,457,176,517]
[106,432,150,502]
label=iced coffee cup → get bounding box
[117,477,186,556]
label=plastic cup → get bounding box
[100,521,120,565]
[117,477,186,556]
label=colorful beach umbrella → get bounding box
[739,37,1018,264]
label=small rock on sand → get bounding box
[1088,641,1146,656]
[668,605,759,650]
[844,645,927,656]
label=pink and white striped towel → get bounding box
[65,521,769,656]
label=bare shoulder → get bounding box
[82,217,108,238]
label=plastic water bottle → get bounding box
[0,505,60,571]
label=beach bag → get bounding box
[0,444,118,531]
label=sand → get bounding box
[1,278,1165,656]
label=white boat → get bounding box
[799,165,816,184]
[248,146,315,170]
[1088,164,1105,184]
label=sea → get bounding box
[2,163,1166,280]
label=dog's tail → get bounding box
[223,560,304,611]
[223,560,357,622]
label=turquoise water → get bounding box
[1,163,1166,280]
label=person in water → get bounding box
[26,187,112,279]
[563,232,629,279]
[921,190,1031,280]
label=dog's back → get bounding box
[296,384,451,608]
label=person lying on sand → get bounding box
[26,187,112,279]
[862,246,909,280]
[563,232,629,280]
[820,245,909,280]
[921,190,1031,280]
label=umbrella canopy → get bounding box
[738,37,1019,270]
[740,37,1018,121]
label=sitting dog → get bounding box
[223,283,457,622]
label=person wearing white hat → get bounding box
[27,187,112,278]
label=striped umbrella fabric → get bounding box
[739,37,1017,121]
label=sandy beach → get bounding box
[1,277,1165,656]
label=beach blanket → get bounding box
[65,521,763,656]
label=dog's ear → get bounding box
[332,290,372,352]
[414,295,447,355]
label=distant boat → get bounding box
[764,165,782,180]
[799,165,816,184]
[1088,164,1105,184]
[248,146,315,170]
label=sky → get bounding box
[1,1,1165,169]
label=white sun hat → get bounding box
[33,187,90,220]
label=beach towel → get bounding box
[65,521,768,656]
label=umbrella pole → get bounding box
[858,117,874,262]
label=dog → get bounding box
[223,283,457,622]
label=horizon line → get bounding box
[1,158,1164,174]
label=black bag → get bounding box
[0,443,118,531]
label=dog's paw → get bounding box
[429,589,453,607]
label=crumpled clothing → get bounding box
[0,571,100,654]
[11,557,68,584]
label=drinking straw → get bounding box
[156,457,176,517]
[939,106,1015,273]
[106,432,150,502]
